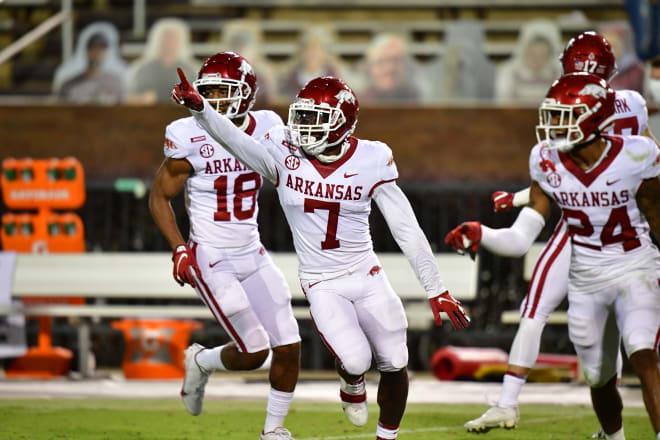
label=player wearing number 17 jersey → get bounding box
[447,72,660,440]
[149,52,301,440]
[172,71,470,440]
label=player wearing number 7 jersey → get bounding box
[172,69,470,440]
[447,72,660,440]
[149,52,301,440]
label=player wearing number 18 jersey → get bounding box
[447,72,660,439]
[149,52,301,440]
[172,71,470,440]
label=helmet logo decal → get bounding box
[579,84,607,99]
[199,144,215,158]
[238,60,254,77]
[335,90,356,105]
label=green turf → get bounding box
[0,399,653,440]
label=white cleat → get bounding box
[260,427,295,439]
[180,343,214,416]
[464,406,519,432]
[592,429,606,439]
[339,377,368,427]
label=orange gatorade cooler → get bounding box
[111,319,202,379]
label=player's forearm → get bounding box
[637,177,660,240]
[481,207,546,257]
[148,191,186,251]
[512,187,531,207]
[191,100,277,182]
[374,183,446,297]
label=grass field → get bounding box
[0,399,653,440]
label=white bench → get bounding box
[500,243,568,325]
[1,251,479,375]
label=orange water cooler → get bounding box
[1,157,85,378]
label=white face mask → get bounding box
[648,78,660,104]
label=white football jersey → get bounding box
[530,134,660,293]
[163,110,283,248]
[254,126,398,274]
[610,89,648,136]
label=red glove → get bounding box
[172,244,201,287]
[171,68,203,111]
[444,221,482,259]
[429,291,470,329]
[492,191,514,212]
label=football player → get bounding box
[172,71,470,440]
[463,31,660,434]
[149,52,301,440]
[447,72,660,440]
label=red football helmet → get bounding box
[536,72,615,152]
[560,31,616,80]
[288,76,359,159]
[193,52,257,119]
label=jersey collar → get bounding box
[305,137,358,179]
[558,135,623,187]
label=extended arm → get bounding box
[446,180,551,257]
[172,68,278,183]
[373,181,469,329]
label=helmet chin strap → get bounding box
[315,139,350,163]
[235,114,250,131]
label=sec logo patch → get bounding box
[200,144,214,158]
[285,155,300,170]
[547,172,562,188]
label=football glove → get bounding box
[172,244,201,287]
[445,221,482,259]
[492,191,514,212]
[429,291,470,329]
[171,68,203,111]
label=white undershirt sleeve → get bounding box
[512,187,531,207]
[481,207,546,257]
[191,100,278,183]
[373,181,446,298]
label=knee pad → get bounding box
[244,327,270,354]
[376,341,408,372]
[340,351,372,376]
[584,365,617,388]
[508,317,546,369]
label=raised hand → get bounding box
[429,291,470,329]
[171,68,203,111]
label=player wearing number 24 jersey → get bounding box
[172,68,469,440]
[447,72,660,439]
[462,32,660,436]
[150,52,301,440]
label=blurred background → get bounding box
[0,0,658,378]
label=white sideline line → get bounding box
[298,413,589,440]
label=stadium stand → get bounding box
[0,0,628,97]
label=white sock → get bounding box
[264,388,294,433]
[195,345,226,370]
[376,421,399,439]
[605,426,624,439]
[497,373,526,408]
[656,431,659,440]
